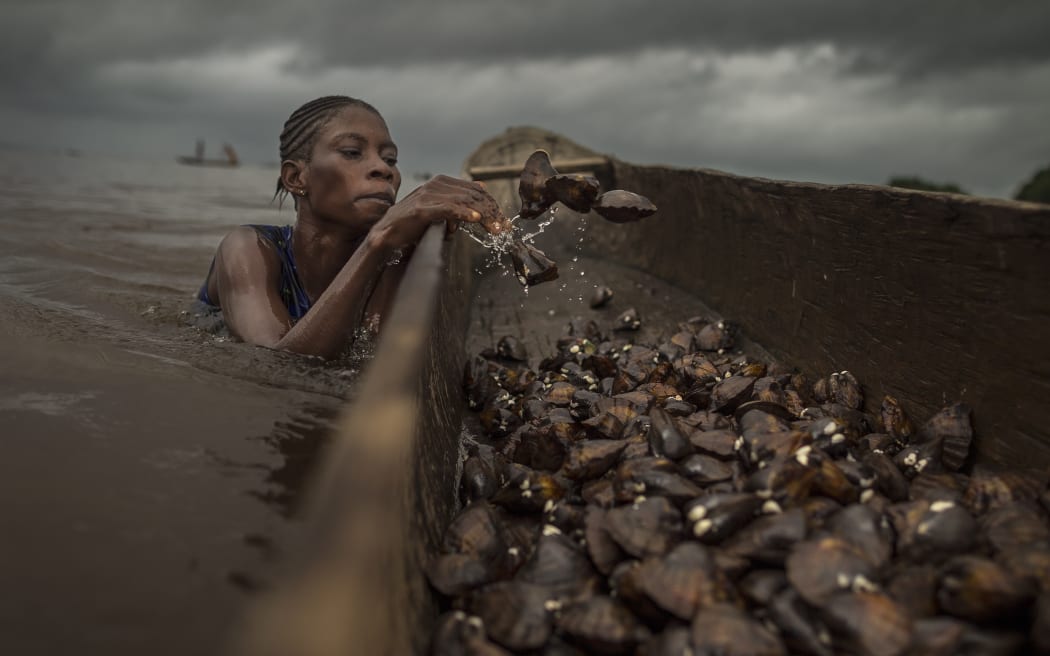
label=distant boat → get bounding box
[177,139,239,167]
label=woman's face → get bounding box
[302,106,402,234]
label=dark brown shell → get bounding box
[613,307,641,332]
[491,469,566,514]
[686,428,739,459]
[907,617,967,656]
[690,603,787,656]
[936,555,1036,623]
[648,407,693,460]
[818,591,913,656]
[679,453,735,486]
[430,611,511,656]
[786,536,878,606]
[737,569,789,607]
[515,531,597,596]
[767,589,834,656]
[511,426,566,473]
[614,468,703,507]
[634,541,734,620]
[888,499,977,563]
[753,377,788,406]
[964,467,1047,515]
[824,370,863,410]
[591,189,657,223]
[508,238,559,287]
[556,595,648,654]
[673,352,720,383]
[745,457,817,505]
[884,563,940,619]
[562,439,625,481]
[604,496,683,559]
[980,501,1050,556]
[861,451,910,502]
[920,402,973,471]
[546,173,601,213]
[589,285,614,309]
[827,503,894,570]
[470,581,553,651]
[685,493,762,544]
[461,454,500,504]
[695,320,736,352]
[518,150,557,219]
[722,507,808,567]
[879,395,915,442]
[583,506,626,575]
[709,375,756,413]
[636,624,691,656]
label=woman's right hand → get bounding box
[368,174,509,250]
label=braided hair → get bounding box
[274,95,382,205]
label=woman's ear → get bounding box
[280,159,308,196]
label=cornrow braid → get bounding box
[273,95,382,205]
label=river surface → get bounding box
[0,148,370,656]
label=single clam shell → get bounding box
[936,555,1036,623]
[605,496,683,559]
[517,150,558,219]
[786,536,877,606]
[636,624,691,656]
[819,591,913,656]
[920,402,973,471]
[684,492,762,545]
[470,581,553,651]
[738,569,789,607]
[827,503,894,570]
[884,563,940,619]
[557,595,649,654]
[722,507,808,567]
[613,307,641,332]
[589,285,614,308]
[767,588,835,656]
[634,541,735,620]
[583,506,626,575]
[827,370,863,410]
[888,499,977,563]
[430,611,511,656]
[648,407,693,460]
[690,603,787,656]
[515,531,597,596]
[562,439,626,481]
[880,395,915,442]
[709,375,757,414]
[591,189,657,223]
[508,239,559,287]
[679,453,735,486]
[546,173,601,213]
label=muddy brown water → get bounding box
[0,149,763,655]
[0,149,371,655]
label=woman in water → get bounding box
[196,96,504,359]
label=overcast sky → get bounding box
[2,0,1048,198]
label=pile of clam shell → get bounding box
[429,315,1050,655]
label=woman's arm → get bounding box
[212,176,502,359]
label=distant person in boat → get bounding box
[195,95,503,359]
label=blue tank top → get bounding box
[197,224,313,321]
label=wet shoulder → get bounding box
[217,225,284,282]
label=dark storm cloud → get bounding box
[2,1,1049,198]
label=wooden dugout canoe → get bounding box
[228,126,1050,655]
